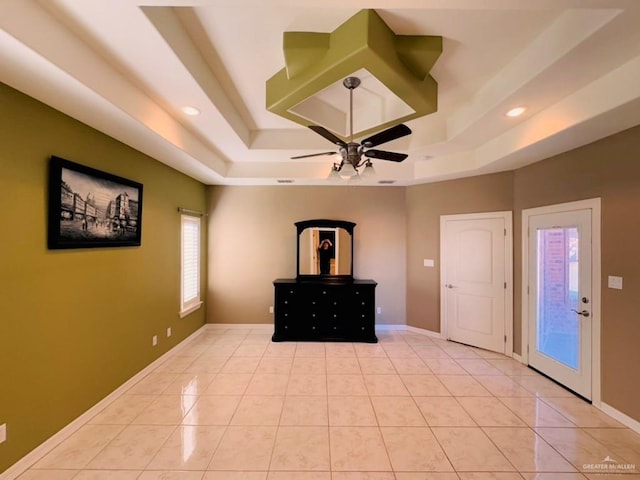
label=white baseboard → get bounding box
[0,325,207,480]
[599,402,640,434]
[375,324,407,331]
[376,324,442,338]
[356,323,444,340]
[205,323,272,331]
[208,322,445,340]
[406,325,444,339]
[208,322,444,339]
[207,322,443,338]
[512,352,523,363]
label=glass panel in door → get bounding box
[536,227,580,370]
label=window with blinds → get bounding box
[180,214,201,316]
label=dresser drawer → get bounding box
[273,279,377,342]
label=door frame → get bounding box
[521,198,601,406]
[440,211,514,355]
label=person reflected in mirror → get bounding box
[318,239,333,275]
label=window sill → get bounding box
[179,301,203,318]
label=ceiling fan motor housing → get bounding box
[344,142,362,167]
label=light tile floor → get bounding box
[17,326,640,480]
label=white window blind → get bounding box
[181,215,201,315]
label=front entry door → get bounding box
[441,212,512,354]
[527,208,592,399]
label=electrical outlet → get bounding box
[0,423,6,444]
[423,259,435,267]
[269,306,274,314]
[376,307,382,314]
[152,335,158,346]
[167,327,172,337]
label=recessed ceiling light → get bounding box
[182,106,201,116]
[506,107,526,117]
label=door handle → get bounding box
[445,284,456,289]
[571,309,590,317]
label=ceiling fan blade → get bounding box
[361,124,411,148]
[309,126,347,147]
[364,149,408,162]
[290,151,337,160]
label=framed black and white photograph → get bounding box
[48,156,143,249]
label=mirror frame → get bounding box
[295,219,356,283]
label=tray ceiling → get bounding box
[2,0,640,185]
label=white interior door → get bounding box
[441,212,512,354]
[527,209,592,399]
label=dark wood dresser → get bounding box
[272,278,377,343]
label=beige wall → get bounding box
[0,83,207,472]
[405,172,515,332]
[513,124,640,422]
[206,186,407,325]
[405,125,640,423]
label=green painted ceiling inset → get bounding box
[266,9,442,141]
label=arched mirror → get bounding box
[295,219,355,282]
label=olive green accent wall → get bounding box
[206,186,406,326]
[266,9,442,139]
[405,172,515,333]
[0,82,207,473]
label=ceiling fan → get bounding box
[291,76,412,177]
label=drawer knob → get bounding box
[361,327,365,330]
[333,314,337,318]
[284,301,288,304]
[312,326,316,330]
[312,314,316,317]
[333,326,337,330]
[362,302,365,305]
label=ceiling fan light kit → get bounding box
[361,161,376,178]
[339,162,358,177]
[327,165,343,181]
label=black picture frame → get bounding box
[48,156,143,249]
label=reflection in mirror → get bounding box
[299,227,352,276]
